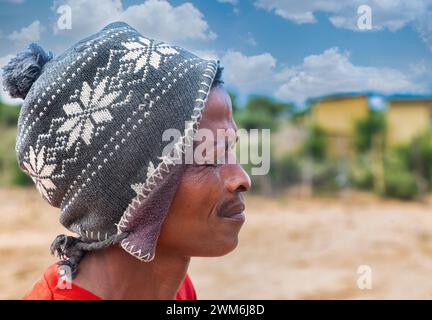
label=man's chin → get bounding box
[209,235,240,257]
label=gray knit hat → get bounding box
[2,22,220,273]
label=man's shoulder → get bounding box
[22,262,101,300]
[22,263,57,300]
[23,262,197,300]
[176,273,197,300]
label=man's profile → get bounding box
[2,21,250,300]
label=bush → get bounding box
[234,95,294,131]
[354,110,386,153]
[271,151,302,188]
[0,102,20,127]
[383,150,418,200]
[407,131,432,189]
[235,108,278,131]
[244,95,294,118]
[311,160,342,194]
[302,124,327,160]
[11,162,33,186]
[384,170,418,200]
[349,156,374,190]
[0,126,32,186]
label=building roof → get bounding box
[386,93,432,101]
[305,91,385,110]
[304,91,432,111]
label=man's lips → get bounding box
[223,203,245,217]
[220,201,246,221]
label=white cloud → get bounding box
[245,32,257,46]
[416,9,432,50]
[8,20,42,45]
[274,47,427,103]
[53,0,216,45]
[221,50,277,93]
[215,47,429,103]
[254,0,432,31]
[217,0,238,4]
[409,60,429,77]
[0,55,24,105]
[192,49,219,60]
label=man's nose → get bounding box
[222,164,251,193]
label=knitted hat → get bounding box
[2,22,221,273]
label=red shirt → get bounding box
[23,262,197,300]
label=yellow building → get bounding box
[386,95,432,146]
[307,93,373,157]
[307,93,432,152]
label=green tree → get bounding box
[383,149,418,200]
[235,95,294,131]
[244,95,294,118]
[0,102,20,127]
[228,90,238,115]
[303,124,327,160]
[354,110,386,153]
[235,108,278,130]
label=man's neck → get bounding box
[72,245,190,299]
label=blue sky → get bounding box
[1,0,432,106]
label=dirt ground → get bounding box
[1,187,432,299]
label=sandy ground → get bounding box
[1,187,432,299]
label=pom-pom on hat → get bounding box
[2,22,221,276]
[2,43,53,99]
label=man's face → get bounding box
[157,85,251,257]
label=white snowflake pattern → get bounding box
[120,37,179,73]
[57,79,121,148]
[131,182,144,195]
[22,146,56,201]
[130,161,156,194]
[146,161,155,179]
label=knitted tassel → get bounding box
[50,232,128,278]
[2,43,53,99]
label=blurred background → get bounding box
[2,0,432,299]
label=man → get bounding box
[3,22,250,300]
